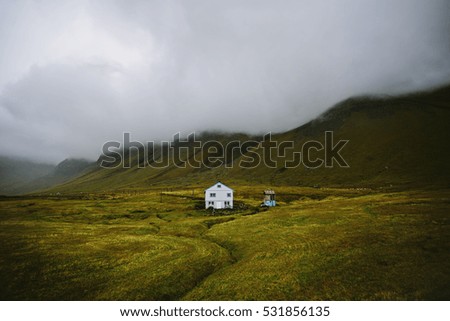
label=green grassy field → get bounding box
[1,186,449,300]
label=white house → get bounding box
[205,181,233,209]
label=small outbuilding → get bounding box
[205,181,233,209]
[263,189,276,207]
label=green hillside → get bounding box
[0,158,93,195]
[49,85,450,193]
[0,156,54,195]
[237,85,450,188]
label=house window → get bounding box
[217,184,221,188]
[208,201,214,205]
[210,193,216,197]
[227,193,231,197]
[225,201,230,206]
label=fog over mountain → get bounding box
[0,0,449,163]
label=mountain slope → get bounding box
[0,157,93,195]
[230,85,450,187]
[28,158,95,193]
[49,84,450,192]
[0,156,54,195]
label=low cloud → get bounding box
[1,0,449,163]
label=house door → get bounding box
[216,201,223,209]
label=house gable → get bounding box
[204,181,233,192]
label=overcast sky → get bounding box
[1,0,449,163]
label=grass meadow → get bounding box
[0,186,449,300]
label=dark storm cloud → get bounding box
[0,0,449,163]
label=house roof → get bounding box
[205,181,234,191]
[264,189,275,194]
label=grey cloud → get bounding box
[0,0,449,163]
